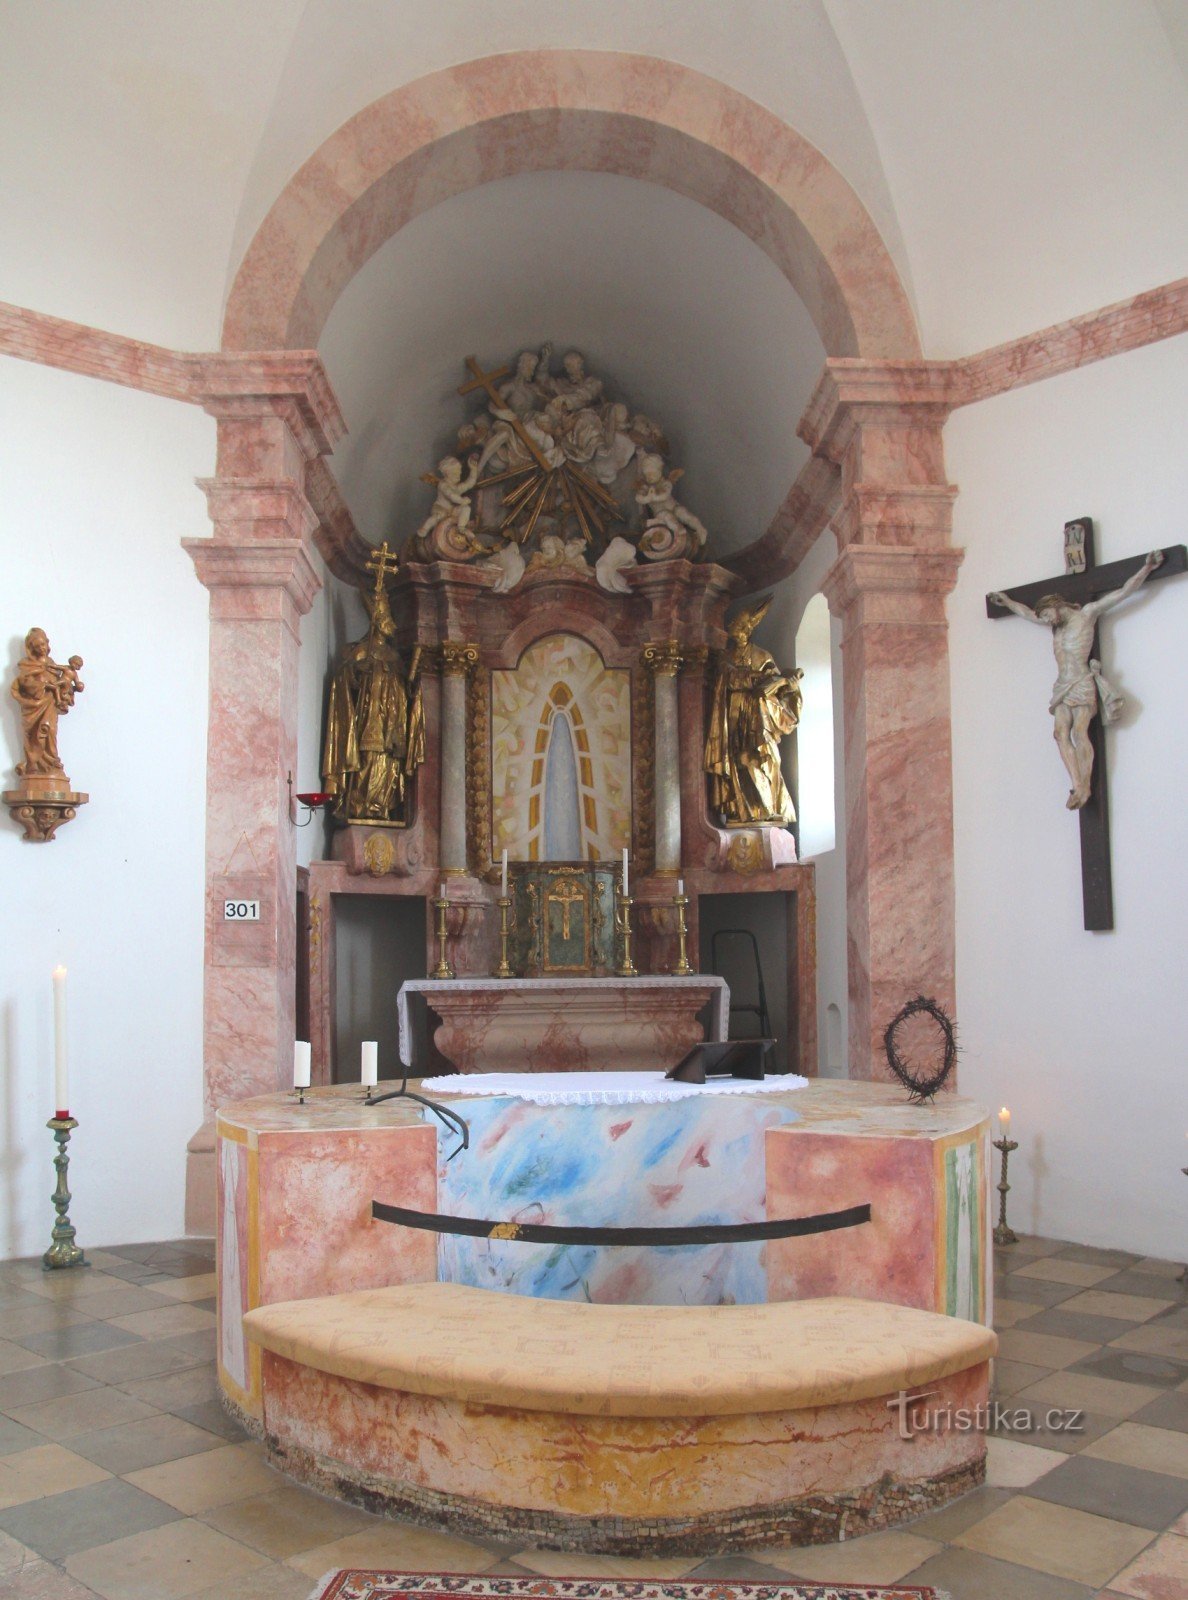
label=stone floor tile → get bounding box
[902,1543,1099,1600]
[0,1287,45,1314]
[0,1474,181,1560]
[188,1561,312,1600]
[0,1344,47,1380]
[1094,1270,1188,1301]
[173,1401,246,1443]
[1010,1235,1071,1258]
[995,1277,1082,1309]
[0,1419,43,1459]
[903,1483,1014,1540]
[682,1555,789,1580]
[1060,1291,1175,1324]
[0,1556,100,1598]
[992,1404,1118,1454]
[68,1412,227,1474]
[1111,1323,1188,1362]
[114,1364,218,1412]
[763,1527,942,1583]
[93,1261,177,1287]
[63,1286,176,1321]
[1013,1260,1121,1288]
[0,1527,37,1578]
[1070,1345,1188,1390]
[124,1440,279,1514]
[1057,1246,1141,1269]
[1,1307,93,1341]
[105,1306,215,1341]
[19,1272,127,1303]
[995,1358,1054,1396]
[198,1484,370,1559]
[506,1547,701,1579]
[1019,1370,1163,1419]
[1132,1390,1188,1432]
[0,1366,99,1413]
[1025,1453,1188,1528]
[14,1324,141,1362]
[994,1297,1047,1327]
[987,1435,1068,1487]
[67,1331,214,1385]
[1083,1420,1188,1479]
[152,1275,218,1303]
[999,1330,1103,1370]
[1106,1530,1188,1599]
[9,1386,158,1442]
[1135,1257,1185,1279]
[286,1524,497,1580]
[0,1444,109,1511]
[1020,1308,1144,1346]
[63,1517,268,1600]
[953,1495,1154,1586]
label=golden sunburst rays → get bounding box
[459,357,625,547]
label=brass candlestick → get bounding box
[494,895,514,978]
[993,1137,1019,1246]
[432,894,455,979]
[292,1086,308,1106]
[672,893,694,976]
[615,882,638,977]
[43,1116,86,1271]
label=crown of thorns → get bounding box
[883,995,958,1102]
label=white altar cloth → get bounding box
[421,1069,808,1106]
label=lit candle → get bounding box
[622,848,629,896]
[998,1106,1011,1137]
[52,966,68,1115]
[361,1041,378,1087]
[501,849,508,899]
[293,1041,311,1089]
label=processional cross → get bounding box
[363,539,400,595]
[987,519,1185,930]
[458,357,624,546]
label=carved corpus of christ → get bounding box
[989,550,1162,810]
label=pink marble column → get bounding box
[805,369,962,1082]
[183,374,345,1229]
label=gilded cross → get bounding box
[364,540,400,595]
[548,877,585,941]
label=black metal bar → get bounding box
[371,1199,871,1247]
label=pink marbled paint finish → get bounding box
[220,52,920,361]
[255,1124,437,1307]
[766,1130,938,1309]
[259,1349,987,1519]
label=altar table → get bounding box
[396,974,728,1074]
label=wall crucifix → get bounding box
[987,519,1185,930]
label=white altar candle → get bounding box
[998,1106,1011,1137]
[622,848,629,896]
[361,1041,378,1087]
[293,1041,311,1089]
[52,966,68,1114]
[439,881,447,900]
[677,878,685,897]
[501,849,508,898]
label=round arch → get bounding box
[223,50,920,361]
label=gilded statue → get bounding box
[322,544,425,825]
[705,598,803,827]
[4,628,89,841]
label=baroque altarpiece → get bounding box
[302,348,816,1074]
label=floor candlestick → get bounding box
[993,1136,1019,1246]
[43,1116,86,1270]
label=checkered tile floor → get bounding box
[0,1234,1185,1599]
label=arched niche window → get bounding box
[794,593,836,858]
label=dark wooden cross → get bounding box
[987,519,1185,930]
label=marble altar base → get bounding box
[398,975,728,1075]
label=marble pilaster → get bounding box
[438,643,478,875]
[805,367,962,1082]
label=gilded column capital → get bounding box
[440,641,480,676]
[641,639,684,676]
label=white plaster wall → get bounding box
[947,335,1187,1258]
[0,360,214,1256]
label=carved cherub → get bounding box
[415,454,485,558]
[635,453,707,554]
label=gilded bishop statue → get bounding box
[705,597,803,827]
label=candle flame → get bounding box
[53,965,67,978]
